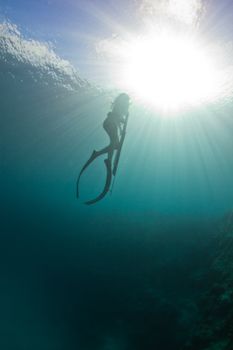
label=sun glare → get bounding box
[121,32,219,111]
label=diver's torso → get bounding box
[104,111,122,127]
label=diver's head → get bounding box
[112,93,130,114]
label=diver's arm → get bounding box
[118,123,123,136]
[118,115,126,136]
[119,114,128,134]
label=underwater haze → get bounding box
[1,15,233,350]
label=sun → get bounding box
[121,31,219,111]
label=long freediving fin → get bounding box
[76,150,99,198]
[85,158,112,205]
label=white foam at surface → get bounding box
[0,21,88,90]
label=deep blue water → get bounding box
[1,22,233,349]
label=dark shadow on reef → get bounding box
[183,210,233,350]
[1,204,219,350]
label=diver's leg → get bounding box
[105,127,119,163]
[92,145,111,157]
[107,147,114,162]
[91,122,119,163]
[94,123,118,157]
[92,144,114,163]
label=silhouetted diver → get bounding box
[77,93,130,205]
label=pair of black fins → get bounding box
[76,113,129,205]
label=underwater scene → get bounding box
[1,1,233,349]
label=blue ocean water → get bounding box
[1,22,233,349]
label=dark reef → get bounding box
[183,211,233,350]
